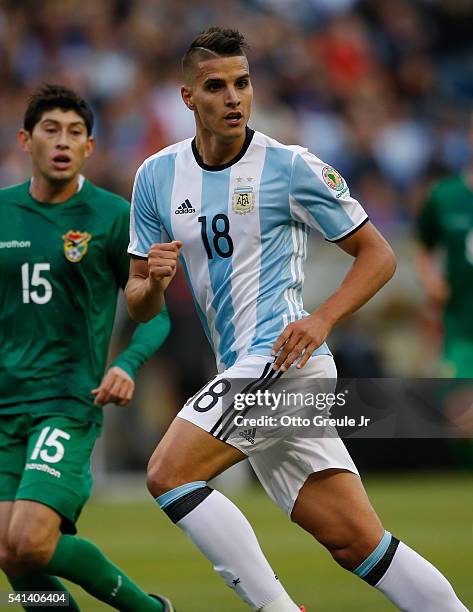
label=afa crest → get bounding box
[232,184,255,215]
[62,230,92,262]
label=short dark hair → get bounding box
[23,84,94,135]
[182,27,249,81]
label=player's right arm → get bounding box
[126,160,182,321]
[125,241,182,322]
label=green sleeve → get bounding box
[109,306,171,378]
[108,200,133,290]
[417,188,440,249]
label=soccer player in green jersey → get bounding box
[417,127,473,378]
[0,85,175,611]
[416,113,473,468]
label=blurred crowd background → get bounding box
[1,0,472,475]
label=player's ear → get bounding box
[17,129,32,153]
[84,136,95,159]
[181,85,195,111]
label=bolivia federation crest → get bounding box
[232,179,255,215]
[62,230,92,262]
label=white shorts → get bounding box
[178,354,359,515]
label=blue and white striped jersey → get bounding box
[129,129,368,372]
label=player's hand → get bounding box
[148,241,183,290]
[425,275,449,308]
[272,313,333,372]
[91,366,135,406]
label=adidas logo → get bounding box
[175,199,195,214]
[238,428,256,444]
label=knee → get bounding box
[329,536,382,571]
[0,542,14,573]
[330,544,363,570]
[0,533,22,575]
[146,454,187,498]
[7,529,53,571]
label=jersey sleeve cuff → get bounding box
[326,216,369,243]
[108,359,136,379]
[128,248,148,260]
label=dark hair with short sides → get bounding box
[182,27,249,81]
[23,84,94,135]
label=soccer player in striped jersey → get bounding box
[0,85,174,611]
[126,27,468,611]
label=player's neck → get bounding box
[194,131,247,167]
[30,174,80,204]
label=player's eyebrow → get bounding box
[40,118,86,128]
[203,72,250,86]
[203,77,225,86]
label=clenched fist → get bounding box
[148,240,183,289]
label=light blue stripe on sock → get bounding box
[354,530,392,578]
[156,481,207,510]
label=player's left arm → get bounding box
[272,221,396,371]
[415,185,449,308]
[92,200,171,407]
[92,307,171,406]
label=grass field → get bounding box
[1,472,472,611]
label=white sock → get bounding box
[176,489,299,610]
[260,592,302,611]
[375,541,468,611]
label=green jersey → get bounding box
[0,178,169,423]
[417,174,473,340]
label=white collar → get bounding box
[29,174,85,194]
